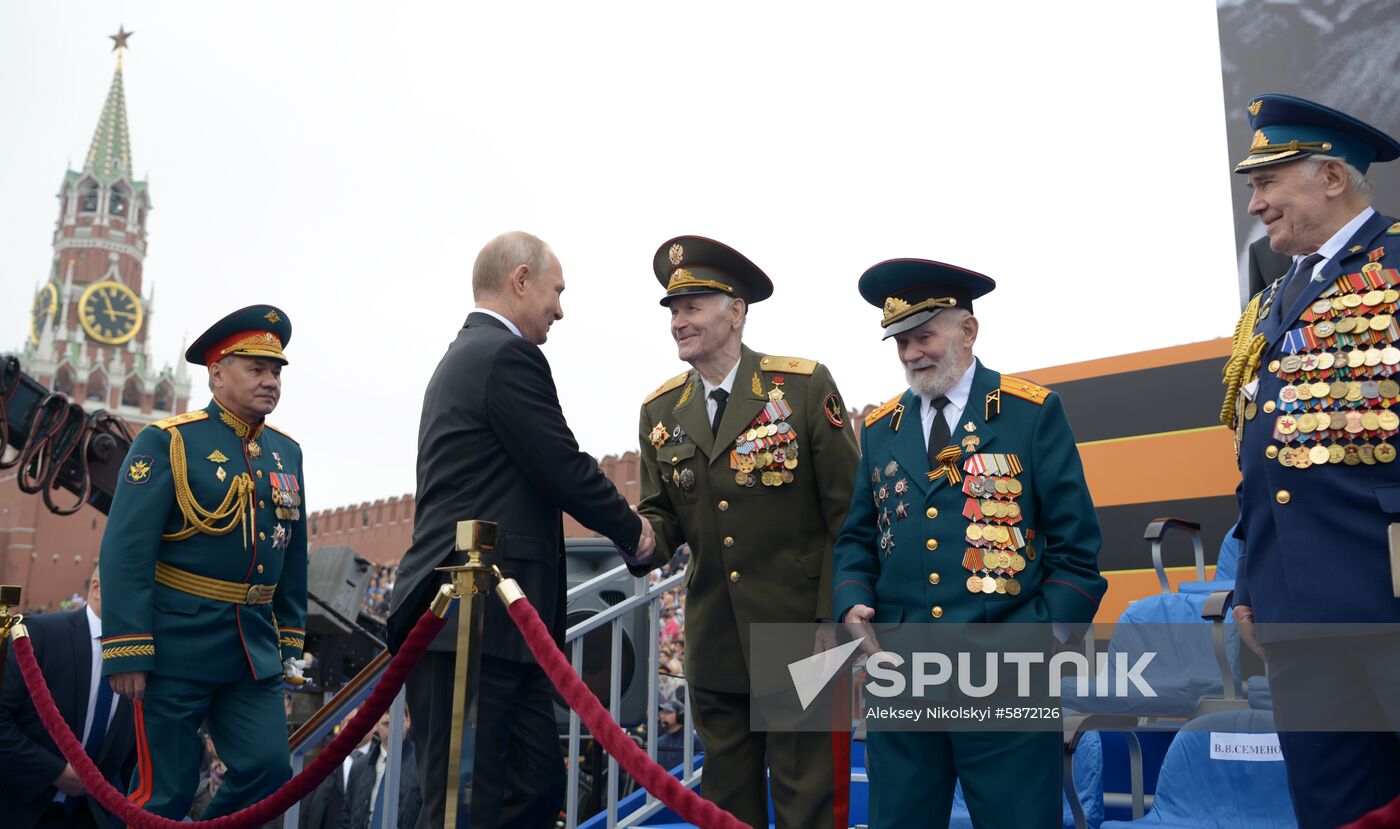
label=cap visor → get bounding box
[882,309,940,340]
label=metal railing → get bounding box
[281,558,693,829]
[563,562,699,829]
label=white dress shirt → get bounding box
[1294,206,1376,284]
[55,606,117,803]
[919,360,978,449]
[701,360,740,425]
[472,307,522,338]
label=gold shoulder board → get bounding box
[1000,375,1052,406]
[759,355,818,376]
[151,410,209,432]
[1388,222,1400,235]
[644,371,690,405]
[864,393,904,428]
[263,423,299,444]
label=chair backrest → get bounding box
[1063,593,1241,717]
[1144,709,1297,828]
[1214,521,1240,581]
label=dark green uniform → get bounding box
[99,306,306,820]
[634,345,860,828]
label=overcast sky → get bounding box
[0,2,1241,511]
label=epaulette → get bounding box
[1388,222,1400,235]
[644,371,690,405]
[1000,375,1052,406]
[759,355,818,376]
[864,394,904,428]
[263,423,299,444]
[150,410,209,431]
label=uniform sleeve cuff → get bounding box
[100,634,156,674]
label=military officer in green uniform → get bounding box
[833,260,1106,828]
[625,236,861,829]
[100,305,308,819]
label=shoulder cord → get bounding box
[161,426,255,548]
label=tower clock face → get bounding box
[28,283,59,344]
[78,280,143,345]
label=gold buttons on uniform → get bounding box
[259,532,266,541]
[257,470,263,478]
[1263,401,1277,413]
[1265,446,1279,459]
[928,572,940,585]
[1268,360,1281,372]
[1276,490,1291,504]
[718,500,729,511]
[259,500,266,509]
[257,564,265,574]
[729,570,741,583]
[671,455,679,463]
[931,606,944,619]
[723,536,734,548]
[925,538,938,551]
[926,507,938,519]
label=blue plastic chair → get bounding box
[1100,709,1296,828]
[1178,521,1238,595]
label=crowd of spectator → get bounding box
[361,562,397,620]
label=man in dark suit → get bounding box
[0,565,135,828]
[388,231,654,829]
[341,710,420,829]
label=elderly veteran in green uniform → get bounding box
[833,260,1105,829]
[99,305,308,819]
[625,235,861,829]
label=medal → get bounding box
[981,576,997,594]
[1377,442,1397,463]
[967,575,984,593]
[1005,579,1022,596]
[1309,445,1330,465]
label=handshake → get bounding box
[615,507,658,568]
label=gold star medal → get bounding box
[649,422,670,448]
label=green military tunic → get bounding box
[99,398,307,818]
[633,344,859,829]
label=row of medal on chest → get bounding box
[1271,346,1400,378]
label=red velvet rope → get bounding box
[505,597,748,829]
[13,607,446,828]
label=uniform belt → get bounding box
[154,561,276,605]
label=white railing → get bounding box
[563,562,699,829]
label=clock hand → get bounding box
[107,310,138,320]
[102,293,116,316]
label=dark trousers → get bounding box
[128,672,290,820]
[36,800,103,829]
[690,686,838,829]
[865,729,1060,829]
[1269,635,1400,829]
[407,652,564,829]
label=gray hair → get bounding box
[472,231,557,299]
[206,355,235,392]
[719,294,748,333]
[1305,154,1373,199]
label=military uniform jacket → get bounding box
[99,399,308,683]
[633,346,860,694]
[1235,211,1400,635]
[833,361,1105,629]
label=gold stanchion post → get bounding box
[0,585,23,692]
[437,521,497,829]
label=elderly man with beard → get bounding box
[832,259,1105,828]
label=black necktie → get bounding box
[710,389,729,436]
[927,395,952,467]
[1278,252,1325,317]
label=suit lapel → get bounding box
[888,389,932,496]
[711,347,767,468]
[671,372,712,459]
[956,362,1001,456]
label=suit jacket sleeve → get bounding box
[276,449,309,663]
[0,618,67,800]
[804,364,861,620]
[99,425,174,675]
[632,403,683,576]
[486,338,641,550]
[1031,392,1107,626]
[832,435,879,624]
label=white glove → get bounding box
[283,657,307,685]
